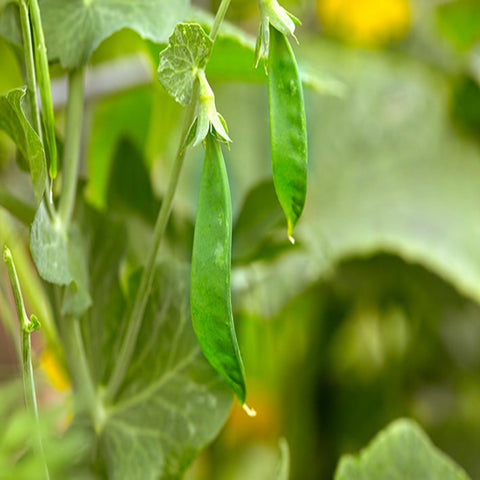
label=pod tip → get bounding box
[242,403,257,417]
[288,235,295,245]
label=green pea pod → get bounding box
[191,133,247,404]
[268,25,307,242]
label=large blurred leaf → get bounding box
[218,40,480,315]
[97,264,232,480]
[38,0,189,69]
[0,88,47,202]
[335,418,470,480]
[300,41,480,304]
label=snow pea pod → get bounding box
[268,25,307,242]
[190,133,247,404]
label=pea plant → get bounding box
[0,0,306,478]
[0,0,475,479]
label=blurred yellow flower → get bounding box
[317,0,411,46]
[40,347,70,391]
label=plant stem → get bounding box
[106,105,195,401]
[106,0,232,401]
[29,0,58,180]
[58,67,85,227]
[60,316,103,429]
[18,0,42,139]
[18,0,53,210]
[3,246,50,480]
[210,0,232,41]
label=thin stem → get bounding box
[18,0,42,138]
[18,0,53,211]
[3,246,50,480]
[60,316,103,430]
[58,67,85,227]
[29,0,58,180]
[106,104,195,401]
[106,0,232,400]
[210,0,232,41]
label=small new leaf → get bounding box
[158,23,213,106]
[256,0,299,66]
[25,314,41,334]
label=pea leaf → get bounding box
[30,203,70,285]
[335,418,471,480]
[157,22,213,106]
[97,264,232,480]
[30,203,91,316]
[38,0,190,69]
[0,88,47,203]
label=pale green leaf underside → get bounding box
[30,204,91,315]
[30,203,71,285]
[0,88,46,203]
[99,265,232,480]
[157,22,213,106]
[38,0,190,69]
[335,419,471,480]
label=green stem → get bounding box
[106,104,196,401]
[58,67,85,227]
[18,0,53,210]
[210,0,232,41]
[0,187,36,224]
[3,246,50,480]
[18,0,42,139]
[29,0,58,180]
[60,316,103,430]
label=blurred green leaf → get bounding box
[107,138,160,222]
[85,87,152,210]
[299,41,480,305]
[0,381,92,480]
[0,2,22,51]
[80,207,127,385]
[97,264,232,480]
[0,88,47,202]
[335,418,470,480]
[38,0,190,69]
[436,0,480,51]
[232,179,288,264]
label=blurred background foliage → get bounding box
[2,0,480,478]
